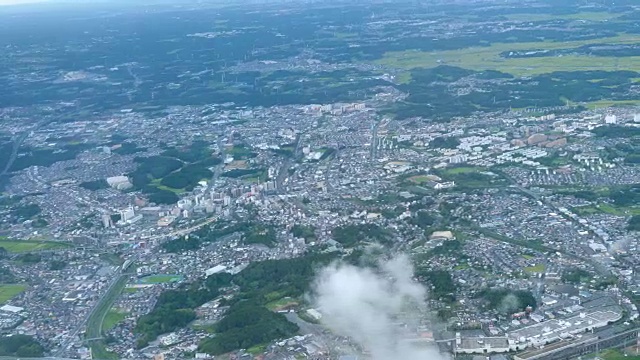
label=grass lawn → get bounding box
[122,287,138,293]
[443,166,483,175]
[0,284,27,304]
[90,341,119,360]
[247,344,267,355]
[394,71,412,84]
[0,239,70,253]
[266,297,299,311]
[151,178,185,194]
[408,175,434,184]
[585,99,640,110]
[524,264,545,273]
[192,323,216,333]
[102,309,127,332]
[139,274,183,284]
[599,349,640,360]
[573,204,640,216]
[377,33,640,77]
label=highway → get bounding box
[53,261,135,358]
[370,121,379,160]
[0,132,28,176]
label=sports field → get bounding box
[0,284,27,304]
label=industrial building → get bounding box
[508,310,622,347]
[454,334,521,354]
[453,307,623,356]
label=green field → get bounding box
[86,266,134,359]
[378,33,640,78]
[524,264,546,273]
[90,342,118,360]
[584,99,640,110]
[102,309,127,332]
[266,297,299,311]
[573,203,640,216]
[598,349,640,360]
[0,284,27,304]
[139,274,183,284]
[0,239,71,253]
[505,11,622,23]
[246,344,267,355]
[443,167,483,175]
[151,179,185,194]
[408,175,436,184]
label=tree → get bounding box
[291,225,316,240]
[429,137,460,149]
[0,335,45,357]
[411,211,437,229]
[50,260,67,271]
[476,289,536,314]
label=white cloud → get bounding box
[309,254,448,360]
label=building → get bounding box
[429,230,455,241]
[604,114,617,124]
[306,308,323,321]
[101,214,113,228]
[106,175,132,190]
[0,304,24,313]
[454,333,520,354]
[157,216,176,226]
[205,265,227,277]
[508,310,622,347]
[119,207,135,223]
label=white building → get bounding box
[106,175,132,190]
[454,333,521,354]
[205,265,227,277]
[119,207,135,223]
[604,114,617,124]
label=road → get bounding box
[54,261,135,357]
[499,172,614,277]
[494,172,640,310]
[0,132,28,176]
[141,215,218,242]
[370,121,379,160]
[275,133,301,194]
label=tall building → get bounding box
[119,207,135,223]
[101,214,113,228]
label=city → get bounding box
[0,0,639,359]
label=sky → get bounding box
[0,0,49,5]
